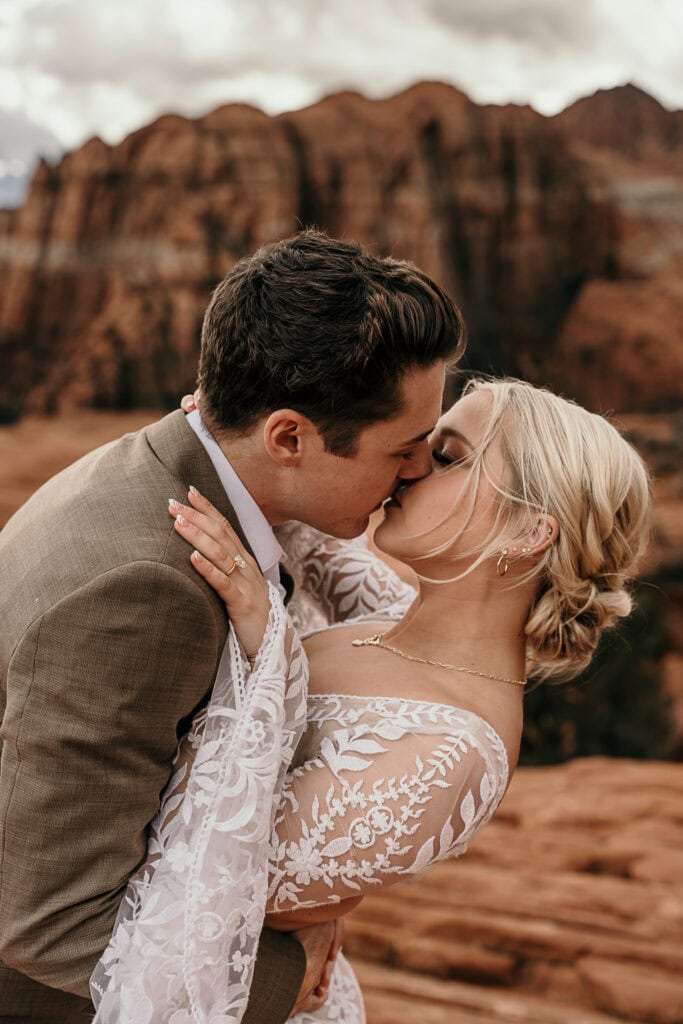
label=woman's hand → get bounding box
[168,487,270,666]
[290,918,344,1016]
[180,392,199,413]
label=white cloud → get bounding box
[0,0,680,162]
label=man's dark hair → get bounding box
[198,228,466,455]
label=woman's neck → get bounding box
[383,573,533,678]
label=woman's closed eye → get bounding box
[431,448,452,466]
[432,448,471,468]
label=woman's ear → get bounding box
[262,409,313,467]
[525,515,559,557]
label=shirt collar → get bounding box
[185,410,284,582]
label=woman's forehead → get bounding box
[436,390,493,434]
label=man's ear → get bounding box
[262,409,315,467]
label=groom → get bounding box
[0,229,465,1022]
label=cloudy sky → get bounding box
[1,0,681,202]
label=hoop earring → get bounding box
[496,549,509,577]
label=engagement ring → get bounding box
[226,553,247,575]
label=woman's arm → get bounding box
[265,896,364,931]
[267,718,501,914]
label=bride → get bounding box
[91,377,650,1023]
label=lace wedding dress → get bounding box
[91,526,509,1024]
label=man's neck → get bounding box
[216,434,284,526]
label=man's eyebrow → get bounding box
[435,425,475,450]
[395,427,435,448]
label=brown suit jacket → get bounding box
[0,411,305,1022]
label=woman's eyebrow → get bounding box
[435,426,475,450]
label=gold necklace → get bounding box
[351,634,526,687]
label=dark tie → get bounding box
[279,565,295,606]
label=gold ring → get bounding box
[225,558,238,576]
[234,554,247,569]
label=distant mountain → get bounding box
[0,81,681,420]
[554,83,683,168]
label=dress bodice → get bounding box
[92,522,516,1024]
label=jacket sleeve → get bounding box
[0,559,304,1018]
[242,929,306,1024]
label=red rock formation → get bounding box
[0,82,617,414]
[554,84,683,170]
[550,259,683,413]
[543,86,683,413]
[345,757,683,1024]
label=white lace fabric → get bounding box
[91,583,309,1024]
[276,523,417,635]
[91,524,510,1024]
[269,695,507,917]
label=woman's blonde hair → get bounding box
[418,378,652,683]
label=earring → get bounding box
[521,546,530,554]
[496,549,509,577]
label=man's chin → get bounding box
[328,516,370,540]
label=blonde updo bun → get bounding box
[466,379,652,683]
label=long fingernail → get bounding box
[169,498,182,512]
[189,485,199,496]
[176,514,188,526]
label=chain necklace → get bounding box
[351,634,526,687]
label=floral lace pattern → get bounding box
[268,695,508,915]
[91,583,309,1024]
[91,524,510,1024]
[275,523,417,634]
[273,525,509,1024]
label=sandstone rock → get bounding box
[5,81,682,416]
[554,84,683,170]
[578,956,683,1024]
[354,960,633,1024]
[550,262,683,413]
[343,758,683,1024]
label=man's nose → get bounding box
[397,443,432,481]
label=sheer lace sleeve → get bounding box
[91,583,309,1024]
[267,696,508,914]
[275,523,416,633]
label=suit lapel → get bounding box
[144,410,257,562]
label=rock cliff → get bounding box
[346,756,683,1024]
[554,84,683,170]
[2,81,680,416]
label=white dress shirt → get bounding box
[185,410,284,592]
